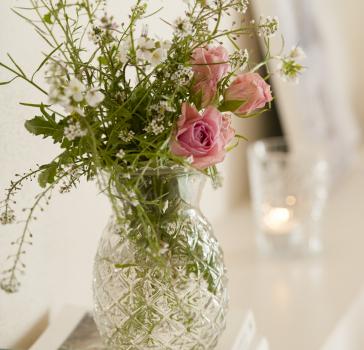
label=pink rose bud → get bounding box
[191,46,230,108]
[170,103,235,170]
[224,73,273,115]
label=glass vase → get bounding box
[93,168,228,349]
[248,137,329,256]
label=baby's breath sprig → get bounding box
[0,181,57,293]
[0,168,43,227]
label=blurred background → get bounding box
[1,0,364,349]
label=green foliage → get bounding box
[219,99,245,112]
[43,12,53,25]
[25,113,63,144]
[38,163,58,188]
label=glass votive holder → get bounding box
[248,137,329,256]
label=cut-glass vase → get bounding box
[93,168,228,349]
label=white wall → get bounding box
[0,1,269,348]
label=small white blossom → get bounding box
[45,60,67,85]
[170,65,193,85]
[174,17,193,37]
[136,36,155,61]
[159,242,169,254]
[150,48,166,66]
[116,149,126,159]
[99,13,118,31]
[48,86,68,105]
[119,130,135,143]
[125,189,138,207]
[164,222,177,235]
[289,46,306,60]
[277,58,304,84]
[159,40,172,51]
[131,2,147,18]
[144,119,165,135]
[118,42,130,63]
[186,155,194,164]
[148,100,175,116]
[86,88,105,107]
[115,91,127,103]
[64,121,87,141]
[159,101,175,113]
[65,78,86,102]
[64,104,85,116]
[88,26,101,44]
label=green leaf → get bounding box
[38,163,57,188]
[25,113,63,143]
[98,56,108,65]
[43,13,53,24]
[235,133,248,141]
[20,102,51,108]
[219,99,246,113]
[191,90,203,111]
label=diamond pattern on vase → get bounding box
[93,205,228,350]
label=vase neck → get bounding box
[113,168,206,210]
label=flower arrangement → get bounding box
[0,0,304,293]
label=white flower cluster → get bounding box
[135,35,171,67]
[115,90,127,103]
[148,100,175,115]
[64,121,87,141]
[46,61,105,115]
[186,0,215,9]
[88,13,119,43]
[185,0,248,12]
[49,78,104,115]
[118,42,130,64]
[0,209,15,225]
[119,130,135,143]
[230,49,249,70]
[46,60,68,104]
[144,100,175,135]
[116,149,126,159]
[131,1,148,19]
[232,0,249,13]
[174,17,193,38]
[163,222,178,235]
[257,16,279,38]
[168,65,193,85]
[125,189,138,207]
[144,119,165,135]
[159,241,170,255]
[99,13,118,31]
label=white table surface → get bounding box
[216,154,364,350]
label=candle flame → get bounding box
[263,207,295,234]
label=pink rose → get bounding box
[224,73,273,115]
[170,103,235,170]
[191,46,230,107]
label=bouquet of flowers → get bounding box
[0,0,304,295]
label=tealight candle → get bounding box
[263,207,298,235]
